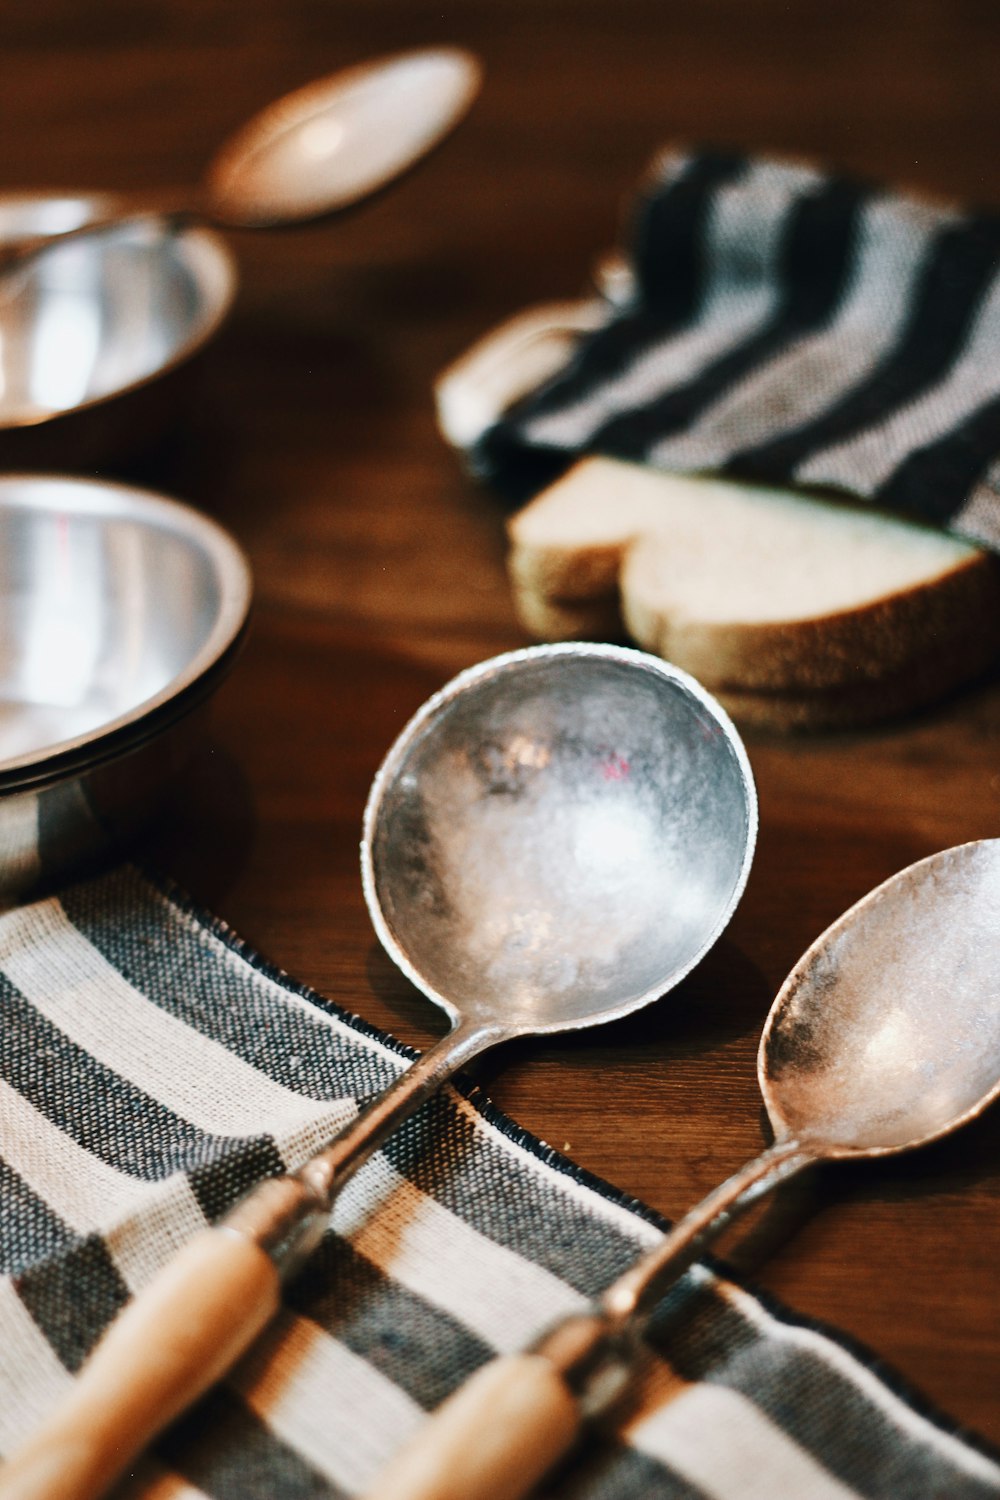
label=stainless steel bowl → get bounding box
[0,473,252,893]
[0,194,237,465]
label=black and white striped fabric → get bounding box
[1,864,998,1498]
[474,149,1000,549]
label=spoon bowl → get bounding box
[205,47,481,227]
[761,839,1000,1156]
[364,643,757,1032]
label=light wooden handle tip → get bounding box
[0,1228,281,1500]
[365,1352,582,1500]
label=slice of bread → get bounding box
[507,457,1000,730]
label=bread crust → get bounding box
[509,583,625,643]
[714,624,1000,732]
[506,457,1000,729]
[622,532,1000,691]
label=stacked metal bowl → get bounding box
[0,200,249,894]
[0,195,236,466]
[0,474,251,894]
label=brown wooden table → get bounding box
[3,0,999,1453]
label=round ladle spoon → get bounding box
[364,836,1000,1500]
[0,643,756,1500]
[0,46,481,270]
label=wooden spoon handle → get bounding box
[0,1228,280,1500]
[364,1353,582,1500]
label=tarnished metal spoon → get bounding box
[0,643,756,1500]
[2,46,480,268]
[200,45,481,227]
[367,838,1000,1500]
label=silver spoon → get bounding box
[364,836,1000,1500]
[0,643,756,1500]
[1,46,480,269]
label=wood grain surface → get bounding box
[2,0,998,1452]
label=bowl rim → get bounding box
[0,472,253,791]
[0,199,237,432]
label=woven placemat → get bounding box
[0,864,997,1498]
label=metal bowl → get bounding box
[0,473,252,893]
[0,194,237,465]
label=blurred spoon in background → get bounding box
[1,46,481,269]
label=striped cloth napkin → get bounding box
[1,864,998,1499]
[473,149,1000,549]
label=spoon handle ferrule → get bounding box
[0,1022,506,1500]
[524,1137,814,1422]
[219,1020,505,1281]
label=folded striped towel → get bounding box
[473,149,1000,550]
[1,865,998,1498]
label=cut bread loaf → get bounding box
[507,458,1000,731]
